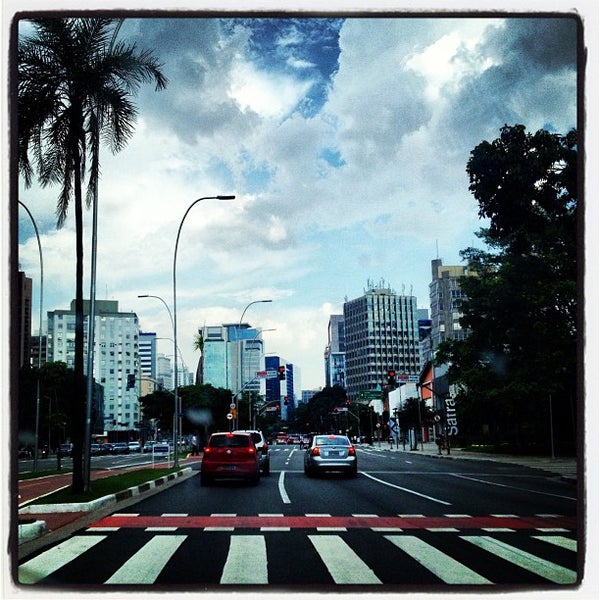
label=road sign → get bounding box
[230,403,236,409]
[359,390,381,401]
[256,370,278,379]
[226,413,233,420]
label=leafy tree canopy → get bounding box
[436,124,578,452]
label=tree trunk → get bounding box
[71,135,86,494]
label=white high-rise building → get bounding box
[47,299,140,431]
[343,282,420,400]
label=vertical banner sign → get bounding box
[445,397,458,435]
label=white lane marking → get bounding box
[362,472,451,505]
[105,535,186,584]
[220,535,268,584]
[385,535,491,584]
[308,535,381,584]
[462,535,577,584]
[278,471,291,504]
[19,536,106,584]
[533,535,577,552]
[451,474,577,501]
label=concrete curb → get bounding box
[18,467,192,544]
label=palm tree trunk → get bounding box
[71,131,86,494]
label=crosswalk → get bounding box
[19,525,578,586]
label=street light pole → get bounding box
[18,201,43,473]
[236,299,272,428]
[173,196,235,465]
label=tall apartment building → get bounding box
[157,353,173,390]
[343,282,420,400]
[17,272,33,368]
[198,323,265,394]
[139,332,157,396]
[324,314,346,388]
[46,299,140,431]
[429,259,474,351]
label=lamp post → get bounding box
[173,196,235,465]
[18,201,43,472]
[236,300,272,428]
[137,297,177,441]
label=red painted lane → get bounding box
[89,514,577,530]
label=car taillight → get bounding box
[248,446,256,454]
[311,447,320,456]
[204,447,211,454]
[261,444,268,455]
[348,445,356,456]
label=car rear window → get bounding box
[315,436,350,446]
[209,434,250,448]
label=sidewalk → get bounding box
[17,454,203,549]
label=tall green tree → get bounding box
[18,18,167,492]
[436,124,578,452]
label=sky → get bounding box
[10,4,583,391]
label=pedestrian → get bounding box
[191,434,199,456]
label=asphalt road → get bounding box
[17,444,580,589]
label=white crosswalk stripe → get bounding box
[18,530,577,586]
[308,534,381,584]
[18,535,106,584]
[105,535,187,584]
[220,535,268,584]
[461,535,577,584]
[385,535,491,584]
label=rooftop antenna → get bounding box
[436,239,439,259]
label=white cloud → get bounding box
[14,15,579,389]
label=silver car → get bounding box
[304,434,357,478]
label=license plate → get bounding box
[222,465,237,470]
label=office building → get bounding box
[429,258,474,351]
[324,314,346,388]
[198,323,265,394]
[46,299,139,431]
[157,353,173,391]
[343,281,420,400]
[265,355,298,421]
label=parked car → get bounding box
[101,443,114,455]
[142,441,156,453]
[58,443,73,457]
[90,443,103,456]
[200,432,260,486]
[304,434,357,478]
[233,429,270,475]
[111,442,130,454]
[128,441,142,453]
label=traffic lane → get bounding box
[359,453,577,510]
[283,449,577,517]
[118,468,289,517]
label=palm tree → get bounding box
[18,17,167,492]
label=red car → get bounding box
[200,432,260,486]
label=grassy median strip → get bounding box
[24,468,182,506]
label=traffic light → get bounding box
[284,397,289,405]
[278,365,286,380]
[387,370,396,388]
[127,373,135,389]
